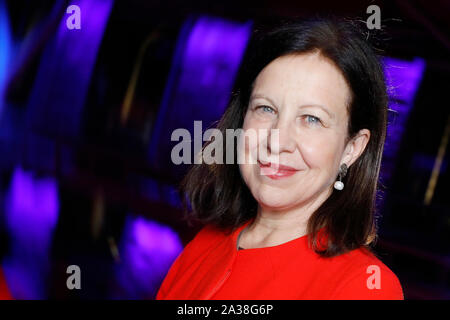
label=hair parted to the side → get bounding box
[178,16,388,258]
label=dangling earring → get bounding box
[334,163,348,191]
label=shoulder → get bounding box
[168,223,227,267]
[184,224,229,253]
[156,224,229,299]
[329,247,404,300]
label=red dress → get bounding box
[0,267,13,300]
[156,219,403,300]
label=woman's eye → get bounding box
[304,115,322,126]
[257,105,275,114]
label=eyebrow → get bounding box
[250,94,335,119]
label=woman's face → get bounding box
[238,52,370,211]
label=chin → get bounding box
[254,192,295,210]
[258,200,296,211]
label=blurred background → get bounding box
[0,0,449,300]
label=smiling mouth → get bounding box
[257,160,299,179]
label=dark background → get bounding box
[0,0,449,299]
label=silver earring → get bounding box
[334,163,348,191]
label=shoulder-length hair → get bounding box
[179,17,388,257]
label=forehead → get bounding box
[251,52,351,117]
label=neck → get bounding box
[242,186,333,247]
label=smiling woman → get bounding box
[156,17,403,300]
[238,52,369,215]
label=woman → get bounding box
[156,17,403,300]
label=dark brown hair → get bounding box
[179,17,388,257]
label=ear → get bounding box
[341,129,371,168]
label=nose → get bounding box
[266,117,297,155]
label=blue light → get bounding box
[114,215,183,299]
[3,167,59,299]
[26,0,114,139]
[378,56,426,210]
[0,0,12,119]
[148,15,253,179]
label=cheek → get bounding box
[301,133,341,169]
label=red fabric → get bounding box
[156,219,404,300]
[0,267,13,300]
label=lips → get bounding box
[257,160,299,179]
